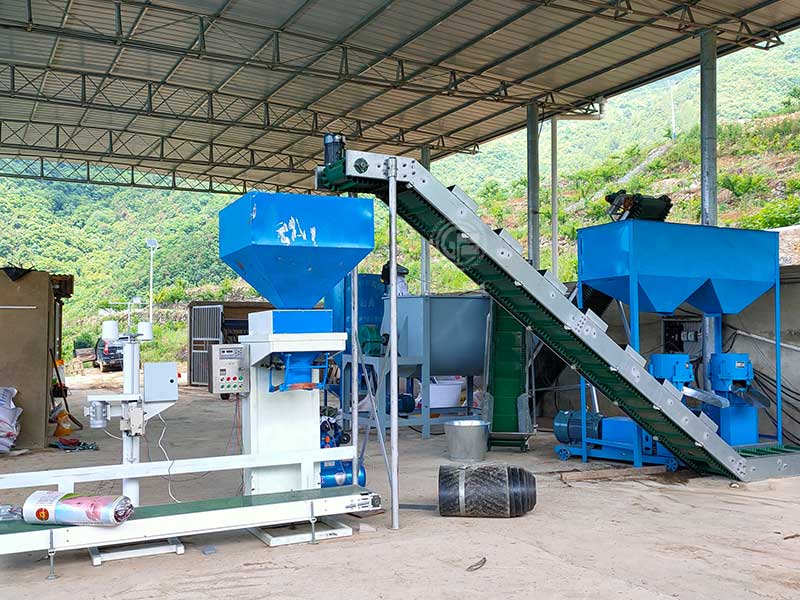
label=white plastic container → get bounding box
[429,379,464,408]
[101,320,119,341]
[137,321,153,341]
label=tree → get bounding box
[782,86,800,111]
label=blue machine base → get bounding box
[554,416,682,472]
[555,443,681,472]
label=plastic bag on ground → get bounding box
[0,387,21,453]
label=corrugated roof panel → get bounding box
[349,0,466,54]
[448,4,591,73]
[222,0,312,28]
[46,38,117,72]
[0,98,38,121]
[68,108,133,129]
[749,0,800,22]
[93,48,176,81]
[8,0,58,25]
[309,82,387,115]
[0,31,55,64]
[166,58,252,90]
[487,16,636,81]
[400,2,513,60]
[291,0,433,51]
[66,0,127,37]
[269,75,349,106]
[218,67,295,98]
[565,42,699,98]
[1,0,799,189]
[169,120,231,141]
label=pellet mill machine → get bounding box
[554,218,785,470]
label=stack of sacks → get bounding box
[0,387,22,453]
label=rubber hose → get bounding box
[438,463,536,518]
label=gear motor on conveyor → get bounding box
[605,189,673,221]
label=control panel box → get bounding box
[208,344,250,394]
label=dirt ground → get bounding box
[1,372,800,599]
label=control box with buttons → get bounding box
[208,344,251,395]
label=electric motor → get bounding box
[553,410,603,444]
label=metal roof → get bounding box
[0,0,799,193]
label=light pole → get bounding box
[145,239,159,324]
[107,297,143,332]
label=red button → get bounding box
[226,377,231,381]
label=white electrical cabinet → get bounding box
[143,362,179,402]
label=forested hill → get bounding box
[434,29,800,194]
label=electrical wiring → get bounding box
[156,414,181,504]
[223,394,242,455]
[766,412,800,445]
[409,425,445,436]
[754,377,800,423]
[720,327,800,441]
[755,379,800,410]
[754,370,800,408]
[142,417,212,487]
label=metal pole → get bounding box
[669,82,677,140]
[387,157,400,530]
[775,265,783,445]
[550,117,558,278]
[419,146,431,294]
[122,338,141,506]
[700,29,718,389]
[527,103,540,268]
[149,247,155,324]
[350,265,360,486]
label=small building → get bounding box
[0,268,73,448]
[187,300,273,386]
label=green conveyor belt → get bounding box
[320,162,738,477]
[0,486,369,535]
[489,303,526,433]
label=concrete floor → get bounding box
[1,373,800,599]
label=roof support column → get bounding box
[527,102,540,268]
[420,145,431,294]
[700,29,718,390]
[700,30,718,227]
[550,116,559,278]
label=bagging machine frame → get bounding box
[0,191,382,568]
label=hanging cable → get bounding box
[156,414,181,504]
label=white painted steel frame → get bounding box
[0,448,354,491]
[0,490,377,556]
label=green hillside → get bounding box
[3,30,800,362]
[434,29,800,195]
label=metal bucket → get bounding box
[444,420,490,462]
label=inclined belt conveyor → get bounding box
[318,150,800,482]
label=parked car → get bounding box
[93,338,124,372]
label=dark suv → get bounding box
[93,338,124,372]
